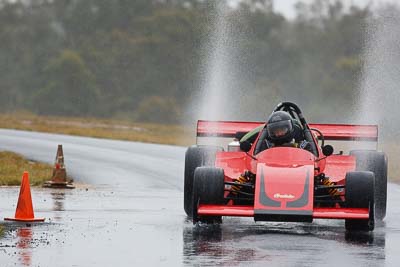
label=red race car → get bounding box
[184,102,387,232]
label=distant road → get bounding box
[0,129,185,188]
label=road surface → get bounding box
[0,129,399,266]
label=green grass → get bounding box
[0,151,53,186]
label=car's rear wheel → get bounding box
[192,167,225,224]
[350,150,387,220]
[184,146,223,216]
[345,171,375,232]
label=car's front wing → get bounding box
[197,205,369,220]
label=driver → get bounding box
[231,110,309,199]
[266,111,308,149]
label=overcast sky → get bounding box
[274,0,398,18]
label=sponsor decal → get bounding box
[274,193,295,199]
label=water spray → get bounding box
[358,4,400,178]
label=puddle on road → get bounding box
[0,186,185,266]
[0,223,55,267]
[182,218,387,266]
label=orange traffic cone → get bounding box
[43,144,74,189]
[5,171,45,222]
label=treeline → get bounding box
[0,0,391,123]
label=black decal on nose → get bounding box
[287,169,310,208]
[259,169,281,207]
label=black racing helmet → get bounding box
[266,111,295,145]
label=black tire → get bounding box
[350,150,388,220]
[184,146,223,216]
[345,171,375,232]
[192,167,225,224]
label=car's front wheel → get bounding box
[192,167,225,224]
[345,171,375,232]
[350,150,387,220]
[184,146,222,216]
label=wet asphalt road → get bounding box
[0,129,399,267]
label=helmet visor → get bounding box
[267,120,293,139]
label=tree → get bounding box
[34,50,99,116]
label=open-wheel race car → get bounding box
[184,102,387,232]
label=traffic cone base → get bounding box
[4,172,45,222]
[4,217,45,222]
[43,180,75,189]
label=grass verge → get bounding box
[0,112,195,146]
[0,151,53,186]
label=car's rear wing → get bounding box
[197,120,378,142]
